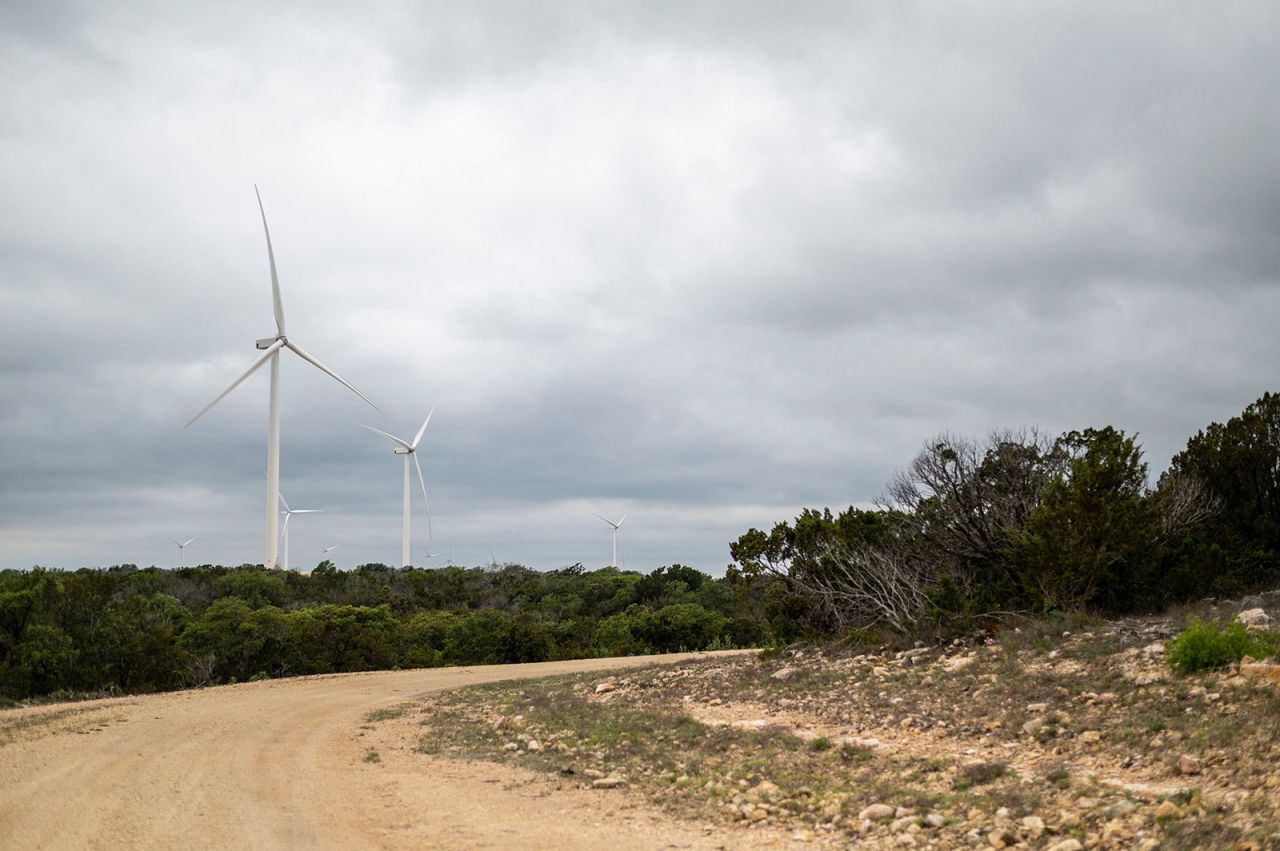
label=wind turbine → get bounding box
[278,491,322,572]
[184,187,379,569]
[356,407,433,568]
[321,544,341,555]
[592,513,627,568]
[171,536,199,567]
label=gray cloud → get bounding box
[2,2,1278,572]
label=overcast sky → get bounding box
[2,2,1277,574]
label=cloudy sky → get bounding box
[2,2,1277,573]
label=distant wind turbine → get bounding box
[592,513,627,568]
[278,491,322,572]
[321,544,341,554]
[184,186,379,569]
[171,536,199,567]
[357,407,434,568]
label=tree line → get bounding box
[730,392,1280,639]
[0,562,769,702]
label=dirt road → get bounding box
[0,652,783,850]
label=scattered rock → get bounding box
[1177,754,1202,775]
[525,739,541,752]
[1046,840,1084,851]
[594,682,616,694]
[1019,815,1045,838]
[1155,800,1183,820]
[1238,608,1271,628]
[858,803,895,821]
[592,775,626,789]
[1241,662,1280,685]
[771,667,799,682]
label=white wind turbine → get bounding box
[591,513,628,567]
[321,544,341,555]
[184,187,379,569]
[171,536,199,567]
[278,491,322,572]
[357,407,434,568]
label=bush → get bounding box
[1165,618,1279,674]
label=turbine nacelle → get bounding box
[256,336,282,350]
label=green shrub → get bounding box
[1165,618,1279,674]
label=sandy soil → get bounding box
[0,652,798,850]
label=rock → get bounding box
[924,813,945,828]
[592,775,627,789]
[890,816,916,832]
[748,806,768,822]
[525,739,541,752]
[1241,661,1280,685]
[896,834,917,847]
[1104,799,1135,818]
[1155,800,1183,820]
[503,741,519,751]
[1177,754,1202,775]
[1046,840,1084,851]
[1022,717,1046,736]
[749,780,780,801]
[859,803,895,821]
[1142,641,1165,657]
[1238,608,1271,628]
[1079,730,1102,743]
[772,667,800,682]
[594,682,616,694]
[960,761,1007,785]
[1026,702,1049,713]
[1019,815,1046,838]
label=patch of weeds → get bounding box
[363,748,381,764]
[364,703,412,723]
[956,760,1006,788]
[0,706,101,746]
[1045,765,1071,789]
[1166,618,1279,674]
[839,743,875,765]
[809,736,831,752]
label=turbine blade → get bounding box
[278,491,291,512]
[284,340,381,413]
[255,185,285,337]
[184,340,283,428]
[171,539,182,547]
[183,536,199,547]
[616,514,628,529]
[280,512,291,539]
[413,451,432,542]
[411,405,436,449]
[291,509,323,514]
[590,512,614,527]
[355,422,412,451]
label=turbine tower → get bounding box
[185,187,379,568]
[357,407,434,568]
[592,513,627,567]
[278,491,322,572]
[171,536,199,567]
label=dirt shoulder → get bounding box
[403,608,1280,850]
[0,651,785,850]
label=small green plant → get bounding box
[363,747,381,764]
[809,736,831,752]
[1166,618,1279,674]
